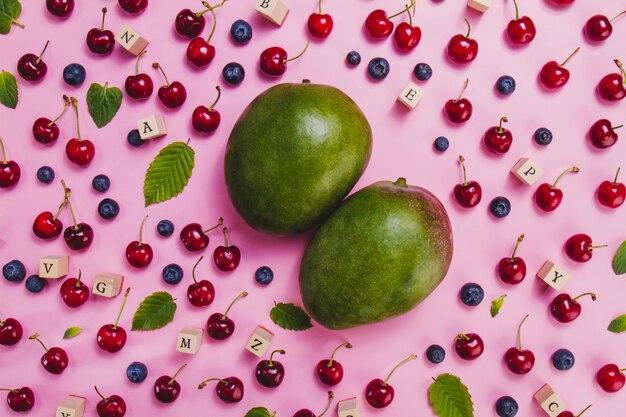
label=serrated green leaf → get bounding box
[86,82,122,128]
[490,294,507,318]
[244,407,275,417]
[0,70,18,109]
[613,241,626,275]
[429,373,474,417]
[63,326,82,339]
[131,292,177,331]
[270,302,313,331]
[608,314,626,333]
[0,0,24,34]
[143,141,195,206]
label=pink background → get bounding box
[1,0,625,416]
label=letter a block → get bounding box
[254,0,289,26]
[537,261,569,291]
[176,327,203,354]
[511,158,544,185]
[245,325,274,357]
[467,0,492,13]
[39,256,69,279]
[338,397,360,417]
[56,395,86,417]
[137,115,167,140]
[115,25,149,55]
[534,384,566,417]
[397,82,424,109]
[93,273,124,298]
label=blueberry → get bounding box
[230,19,253,43]
[222,62,245,85]
[460,283,484,306]
[367,57,390,80]
[25,275,46,293]
[534,127,553,146]
[255,266,273,285]
[496,75,516,96]
[414,63,432,81]
[3,260,26,282]
[434,136,449,152]
[63,63,86,86]
[489,196,511,218]
[346,51,361,66]
[98,198,120,220]
[552,348,575,371]
[127,361,148,383]
[157,220,175,237]
[36,166,55,184]
[426,344,445,364]
[92,174,111,193]
[127,129,144,147]
[496,396,519,417]
[162,264,184,285]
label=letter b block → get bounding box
[511,158,544,185]
[537,261,569,291]
[534,384,566,417]
[254,0,289,26]
[115,25,149,55]
[39,256,69,279]
[137,115,167,140]
[397,82,424,109]
[93,273,124,298]
[338,397,360,417]
[245,325,274,357]
[56,395,86,417]
[467,0,492,12]
[176,327,203,354]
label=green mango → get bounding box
[299,178,453,330]
[224,81,372,235]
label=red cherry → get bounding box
[498,234,527,285]
[86,8,115,55]
[180,217,223,252]
[29,333,69,374]
[534,167,580,212]
[316,342,352,386]
[97,288,130,353]
[152,63,187,109]
[33,211,63,239]
[59,180,94,251]
[213,227,241,272]
[444,78,472,123]
[95,386,126,417]
[585,11,625,41]
[198,376,244,403]
[33,95,71,145]
[550,292,596,323]
[454,155,482,208]
[293,391,334,417]
[447,19,479,64]
[596,364,626,393]
[549,0,574,4]
[393,3,420,51]
[259,42,310,76]
[588,119,621,149]
[66,97,95,166]
[125,51,153,100]
[597,59,626,101]
[2,387,35,412]
[187,256,215,307]
[46,0,74,18]
[506,0,536,45]
[504,314,535,374]
[0,137,21,189]
[454,333,484,360]
[557,405,593,417]
[126,216,153,268]
[206,291,247,340]
[192,86,222,135]
[564,233,606,262]
[175,4,214,39]
[154,364,186,403]
[483,116,513,154]
[308,0,334,39]
[365,354,416,408]
[598,167,626,208]
[539,47,580,89]
[255,349,286,388]
[364,2,414,39]
[186,38,215,68]
[118,0,148,14]
[60,270,90,308]
[0,318,23,346]
[17,41,50,82]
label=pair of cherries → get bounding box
[180,219,241,271]
[364,1,421,51]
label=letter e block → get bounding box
[176,327,203,354]
[137,115,167,140]
[338,397,360,417]
[115,25,149,55]
[397,82,424,109]
[39,256,69,279]
[254,0,289,26]
[537,261,569,291]
[534,384,566,417]
[56,395,86,417]
[467,0,492,12]
[245,325,273,357]
[511,158,544,185]
[93,273,124,298]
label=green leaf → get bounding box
[63,326,82,339]
[608,314,626,333]
[270,302,313,331]
[0,70,18,109]
[429,373,474,417]
[490,294,507,318]
[613,241,626,275]
[244,407,275,417]
[131,292,177,331]
[86,82,122,128]
[143,141,195,206]
[0,0,23,34]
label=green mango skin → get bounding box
[224,82,372,235]
[299,179,453,330]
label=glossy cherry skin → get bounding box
[60,277,89,308]
[0,318,23,346]
[186,38,216,67]
[535,183,563,212]
[447,34,478,64]
[0,160,21,188]
[215,377,244,403]
[365,379,394,408]
[539,61,570,89]
[598,179,625,208]
[17,54,47,82]
[187,280,215,307]
[33,211,63,239]
[506,16,536,45]
[33,117,60,144]
[550,294,582,322]
[316,360,344,386]
[454,333,484,360]
[64,223,94,251]
[6,387,35,412]
[157,82,187,109]
[364,10,394,39]
[213,245,241,272]
[125,74,153,100]
[125,241,153,268]
[97,324,127,353]
[96,394,126,417]
[118,0,148,14]
[498,257,526,285]
[597,73,625,101]
[308,13,334,38]
[175,9,206,38]
[596,364,625,393]
[454,181,482,208]
[66,138,95,166]
[154,375,181,403]
[192,106,221,134]
[483,127,513,154]
[86,29,115,55]
[504,347,535,374]
[260,47,288,76]
[180,224,209,251]
[584,15,612,41]
[588,119,619,148]
[293,410,315,417]
[41,347,69,374]
[206,313,234,340]
[444,99,472,123]
[256,360,285,388]
[46,0,74,18]
[564,233,594,262]
[557,412,575,417]
[394,22,421,51]
[549,0,574,4]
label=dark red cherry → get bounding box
[454,156,482,208]
[126,216,153,268]
[293,391,334,417]
[118,0,148,14]
[179,217,223,252]
[187,256,215,307]
[506,0,536,45]
[365,355,416,408]
[2,387,35,412]
[33,211,63,239]
[585,11,625,41]
[0,318,23,346]
[598,167,626,208]
[175,4,214,38]
[588,119,621,149]
[96,288,130,353]
[66,97,95,167]
[255,349,286,388]
[186,38,216,68]
[454,333,484,360]
[557,405,592,417]
[564,233,606,262]
[364,3,414,39]
[60,269,90,308]
[46,0,74,18]
[64,223,94,251]
[33,95,71,145]
[444,78,472,123]
[483,116,513,154]
[534,167,579,212]
[206,292,247,340]
[213,227,241,272]
[86,8,115,55]
[154,364,187,403]
[504,314,535,374]
[539,47,580,89]
[29,333,69,374]
[597,59,626,101]
[192,86,222,135]
[498,234,527,285]
[447,19,479,64]
[17,41,50,82]
[596,364,626,393]
[308,0,334,39]
[94,386,126,417]
[0,137,20,189]
[259,42,309,76]
[125,51,153,100]
[198,376,244,403]
[153,63,187,109]
[316,342,352,386]
[550,292,596,323]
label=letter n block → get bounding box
[93,273,124,298]
[537,261,569,291]
[338,397,360,417]
[39,256,69,279]
[511,158,544,185]
[254,0,289,26]
[397,82,424,109]
[137,115,167,140]
[534,384,566,417]
[245,325,273,357]
[56,395,86,417]
[176,327,203,354]
[115,25,149,55]
[467,0,492,12]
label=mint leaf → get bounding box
[132,292,177,331]
[144,141,195,206]
[490,294,507,318]
[270,302,313,331]
[429,373,474,417]
[613,241,626,275]
[245,407,275,417]
[63,326,82,339]
[608,314,626,333]
[86,82,122,128]
[0,0,24,34]
[0,70,18,108]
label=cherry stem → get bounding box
[614,167,621,184]
[464,18,471,38]
[510,234,525,260]
[135,50,147,75]
[513,0,520,20]
[456,333,470,341]
[552,167,580,188]
[192,255,204,284]
[202,217,223,234]
[28,333,48,352]
[388,0,415,20]
[113,288,131,329]
[458,78,469,100]
[0,389,18,393]
[36,41,50,65]
[317,391,334,417]
[516,314,529,351]
[70,97,82,141]
[168,363,187,385]
[576,404,592,417]
[404,5,413,27]
[49,96,71,126]
[138,215,148,245]
[458,155,468,186]
[610,11,626,23]
[383,354,417,385]
[588,244,608,250]
[76,269,82,286]
[285,42,310,63]
[206,7,217,42]
[615,60,625,84]
[328,342,352,367]
[318,0,323,14]
[94,386,108,403]
[268,349,285,367]
[201,0,228,13]
[620,367,626,372]
[222,291,248,320]
[198,378,227,389]
[100,7,108,31]
[208,86,221,110]
[498,116,508,134]
[573,292,596,302]
[560,47,580,67]
[61,179,78,229]
[613,124,624,130]
[222,227,230,247]
[0,137,7,164]
[152,63,171,86]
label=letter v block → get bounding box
[137,115,167,140]
[245,325,274,357]
[397,81,424,109]
[338,397,360,417]
[39,256,69,279]
[534,384,566,417]
[537,261,569,291]
[176,327,203,354]
[93,273,124,298]
[115,25,149,55]
[511,158,544,185]
[254,0,289,26]
[56,395,86,417]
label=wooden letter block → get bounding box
[93,273,124,298]
[534,384,566,417]
[511,158,544,185]
[56,395,86,417]
[254,0,289,26]
[176,327,203,354]
[137,115,167,140]
[245,325,274,357]
[115,25,149,55]
[338,397,360,417]
[397,82,424,109]
[537,261,569,291]
[467,0,492,12]
[39,256,69,279]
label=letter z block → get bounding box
[39,256,69,279]
[245,325,273,357]
[397,82,424,109]
[176,327,203,354]
[137,115,167,140]
[467,0,492,12]
[511,158,544,185]
[534,384,566,417]
[537,261,569,291]
[254,0,289,26]
[93,273,124,298]
[56,395,86,417]
[338,397,360,417]
[115,25,149,55]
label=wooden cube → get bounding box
[338,397,360,417]
[176,327,203,354]
[56,395,86,417]
[115,25,149,55]
[137,115,167,140]
[39,256,69,279]
[537,261,569,291]
[93,273,124,298]
[254,0,289,26]
[245,325,274,357]
[467,0,492,12]
[534,384,566,417]
[397,82,424,109]
[511,158,544,185]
